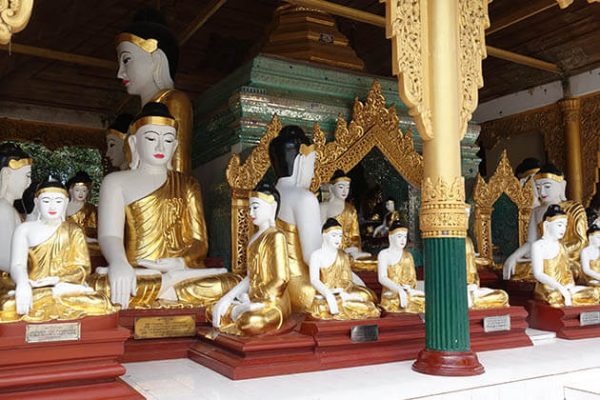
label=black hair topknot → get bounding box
[268,125,312,179]
[322,217,342,232]
[515,157,542,178]
[542,204,567,222]
[0,143,30,170]
[108,113,135,134]
[67,171,92,189]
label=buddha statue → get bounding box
[0,178,116,322]
[373,198,401,238]
[66,171,98,247]
[211,183,291,336]
[581,224,600,286]
[106,113,134,171]
[116,8,192,174]
[91,102,237,309]
[515,157,542,209]
[319,169,370,259]
[503,164,587,282]
[377,222,424,313]
[531,205,599,307]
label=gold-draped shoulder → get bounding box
[466,237,509,309]
[380,250,424,313]
[334,202,361,250]
[68,202,97,239]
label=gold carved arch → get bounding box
[472,150,534,261]
[226,80,423,274]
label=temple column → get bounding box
[383,0,490,375]
[559,98,583,203]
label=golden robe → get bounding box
[68,202,100,255]
[534,244,599,307]
[380,250,425,313]
[0,222,116,323]
[334,203,361,250]
[309,250,380,320]
[466,237,509,309]
[0,272,14,298]
[216,228,292,336]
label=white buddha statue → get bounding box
[320,169,370,260]
[531,205,599,307]
[581,224,600,286]
[92,102,235,310]
[211,183,291,336]
[515,157,542,209]
[105,113,134,171]
[373,198,401,238]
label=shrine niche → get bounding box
[473,150,534,263]
[226,80,423,274]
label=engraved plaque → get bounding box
[483,315,511,333]
[134,315,196,339]
[26,322,81,343]
[350,324,379,343]
[580,311,600,327]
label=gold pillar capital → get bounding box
[420,177,468,238]
[559,97,582,123]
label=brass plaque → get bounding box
[26,322,81,343]
[350,324,379,343]
[483,315,511,333]
[134,315,196,339]
[580,311,600,327]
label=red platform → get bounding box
[525,300,600,339]
[0,313,142,400]
[469,306,532,351]
[119,307,206,362]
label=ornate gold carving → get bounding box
[0,0,33,45]
[420,176,468,238]
[472,151,534,260]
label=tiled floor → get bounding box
[122,333,600,400]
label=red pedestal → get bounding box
[355,270,382,297]
[412,349,485,376]
[119,307,206,362]
[469,306,532,352]
[0,313,142,400]
[525,300,600,339]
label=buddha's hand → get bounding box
[108,262,137,310]
[212,296,232,328]
[503,254,517,280]
[52,282,94,297]
[29,276,61,288]
[232,302,264,321]
[137,258,186,272]
[559,287,572,306]
[325,293,339,315]
[15,282,33,315]
[397,286,408,308]
[86,237,99,244]
[339,291,363,303]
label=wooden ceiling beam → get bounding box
[486,0,558,35]
[178,0,228,45]
[486,46,562,75]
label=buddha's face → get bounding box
[389,230,408,249]
[117,42,154,96]
[106,134,126,168]
[331,181,350,201]
[130,124,178,168]
[543,217,568,240]
[69,184,89,202]
[323,227,343,249]
[3,165,32,199]
[535,178,565,205]
[385,200,395,213]
[589,233,600,249]
[38,192,67,222]
[249,197,275,227]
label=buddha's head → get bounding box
[322,218,343,249]
[128,102,178,170]
[388,221,408,250]
[116,8,178,96]
[67,171,92,203]
[385,198,395,213]
[0,143,32,201]
[542,204,568,240]
[106,113,134,169]
[35,177,69,222]
[515,157,542,181]
[269,125,316,189]
[249,183,280,228]
[329,169,350,201]
[535,164,567,205]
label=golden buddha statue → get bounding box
[91,102,238,310]
[0,178,116,323]
[116,9,192,174]
[531,205,599,308]
[211,184,291,336]
[579,224,600,286]
[378,223,425,313]
[308,219,380,320]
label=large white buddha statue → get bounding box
[581,224,600,286]
[106,113,134,171]
[531,205,599,307]
[515,157,542,209]
[0,143,32,295]
[116,9,192,174]
[1,178,116,322]
[211,183,291,336]
[91,102,237,309]
[503,164,587,282]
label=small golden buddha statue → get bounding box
[105,113,134,172]
[308,218,380,320]
[66,171,99,256]
[0,178,116,323]
[531,205,599,307]
[378,222,425,313]
[580,224,600,286]
[211,184,291,336]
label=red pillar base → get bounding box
[412,349,485,376]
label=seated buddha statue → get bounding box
[211,184,291,336]
[515,157,542,209]
[116,8,192,174]
[319,169,370,260]
[377,222,424,313]
[308,218,380,320]
[0,143,32,296]
[106,113,134,172]
[504,164,587,282]
[0,178,116,322]
[581,224,600,286]
[373,198,401,238]
[91,102,237,309]
[66,171,98,246]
